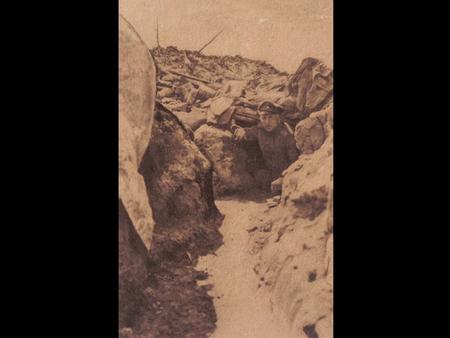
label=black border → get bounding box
[16,0,427,336]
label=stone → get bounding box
[294,103,333,155]
[173,108,207,131]
[288,57,333,118]
[157,87,174,99]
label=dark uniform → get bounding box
[239,122,299,188]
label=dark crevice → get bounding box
[308,270,317,282]
[303,324,319,338]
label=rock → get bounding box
[267,202,278,208]
[220,80,247,97]
[294,103,333,155]
[270,177,283,194]
[157,87,174,99]
[206,96,235,125]
[166,101,189,112]
[119,14,157,250]
[161,73,179,82]
[139,104,224,262]
[173,108,207,130]
[288,57,333,118]
[277,96,297,112]
[194,124,256,195]
[246,225,259,233]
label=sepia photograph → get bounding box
[119,1,333,337]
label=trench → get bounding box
[123,190,294,338]
[120,104,296,337]
[196,192,292,338]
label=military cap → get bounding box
[257,101,284,115]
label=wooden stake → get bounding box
[198,30,224,53]
[156,17,160,48]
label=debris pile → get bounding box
[152,47,333,195]
[152,46,332,130]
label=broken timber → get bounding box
[156,17,161,48]
[198,30,224,53]
[167,70,211,84]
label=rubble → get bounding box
[151,47,333,197]
[152,46,333,135]
[288,57,333,120]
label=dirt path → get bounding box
[196,195,292,338]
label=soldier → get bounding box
[232,101,299,192]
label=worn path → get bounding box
[196,195,292,338]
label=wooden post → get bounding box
[198,30,224,53]
[156,17,160,48]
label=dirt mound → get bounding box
[119,18,223,337]
[119,14,157,330]
[120,103,224,338]
[131,258,217,338]
[140,104,224,262]
[119,14,157,251]
[248,106,333,337]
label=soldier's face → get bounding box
[260,113,281,132]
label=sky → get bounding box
[119,0,332,73]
